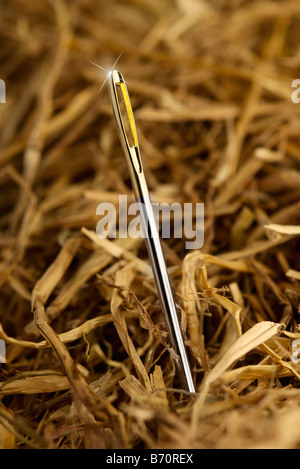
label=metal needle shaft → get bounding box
[107,70,195,393]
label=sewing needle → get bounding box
[107,69,195,393]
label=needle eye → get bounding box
[117,81,138,148]
[108,70,142,174]
[109,70,138,149]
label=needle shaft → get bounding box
[107,70,195,393]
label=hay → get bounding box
[0,0,300,449]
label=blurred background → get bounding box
[0,0,300,449]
